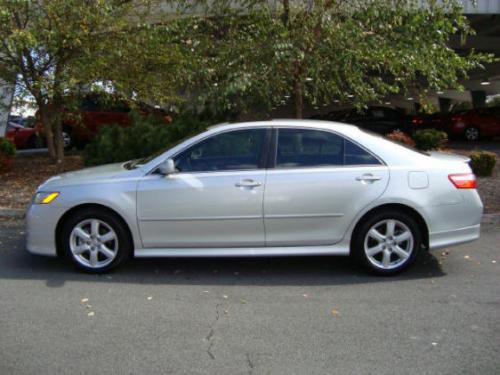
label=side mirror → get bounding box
[158,158,177,175]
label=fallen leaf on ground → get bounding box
[81,298,89,303]
[331,309,340,316]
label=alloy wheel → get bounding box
[69,219,119,269]
[464,127,479,141]
[363,219,414,270]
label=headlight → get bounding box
[33,192,60,204]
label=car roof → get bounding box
[209,119,360,133]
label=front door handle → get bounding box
[356,174,382,183]
[235,179,262,188]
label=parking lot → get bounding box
[1,220,499,375]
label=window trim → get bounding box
[153,127,273,175]
[269,127,385,170]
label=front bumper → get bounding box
[25,203,66,257]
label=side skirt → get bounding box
[134,243,350,258]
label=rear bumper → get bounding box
[428,224,480,250]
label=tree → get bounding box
[0,0,165,162]
[181,0,493,119]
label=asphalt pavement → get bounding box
[0,220,499,375]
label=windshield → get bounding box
[124,132,203,169]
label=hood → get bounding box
[427,151,470,164]
[38,162,138,190]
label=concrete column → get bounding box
[0,80,15,137]
[471,90,486,108]
[439,98,451,113]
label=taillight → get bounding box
[451,116,463,122]
[448,173,477,189]
[412,117,423,125]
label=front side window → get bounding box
[276,128,381,168]
[175,128,267,172]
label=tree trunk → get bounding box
[294,79,304,119]
[282,0,290,26]
[53,117,64,164]
[39,106,56,160]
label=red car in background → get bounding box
[35,94,172,149]
[410,106,500,141]
[447,107,500,141]
[6,122,42,149]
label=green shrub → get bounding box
[84,110,220,166]
[0,137,16,173]
[413,129,448,151]
[468,150,497,177]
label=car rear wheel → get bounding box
[464,126,480,141]
[27,135,44,149]
[352,210,421,275]
[62,130,72,150]
[60,208,132,273]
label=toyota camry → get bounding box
[26,120,483,275]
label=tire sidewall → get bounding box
[352,210,422,275]
[60,208,131,273]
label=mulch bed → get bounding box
[449,148,500,215]
[0,154,83,210]
[0,150,499,213]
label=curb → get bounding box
[482,213,500,227]
[0,208,25,219]
[1,208,499,226]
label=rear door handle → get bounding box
[235,179,262,188]
[356,174,382,183]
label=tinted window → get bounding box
[345,139,380,165]
[276,129,344,168]
[370,109,385,119]
[175,129,266,172]
[276,128,381,168]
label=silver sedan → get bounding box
[26,120,483,275]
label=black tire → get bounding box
[62,127,73,150]
[464,126,480,142]
[60,208,132,273]
[28,135,45,149]
[351,210,422,276]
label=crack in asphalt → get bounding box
[205,302,221,360]
[246,353,254,374]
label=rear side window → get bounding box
[344,139,381,165]
[276,128,381,168]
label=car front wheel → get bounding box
[60,208,131,273]
[464,126,480,141]
[352,210,421,275]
